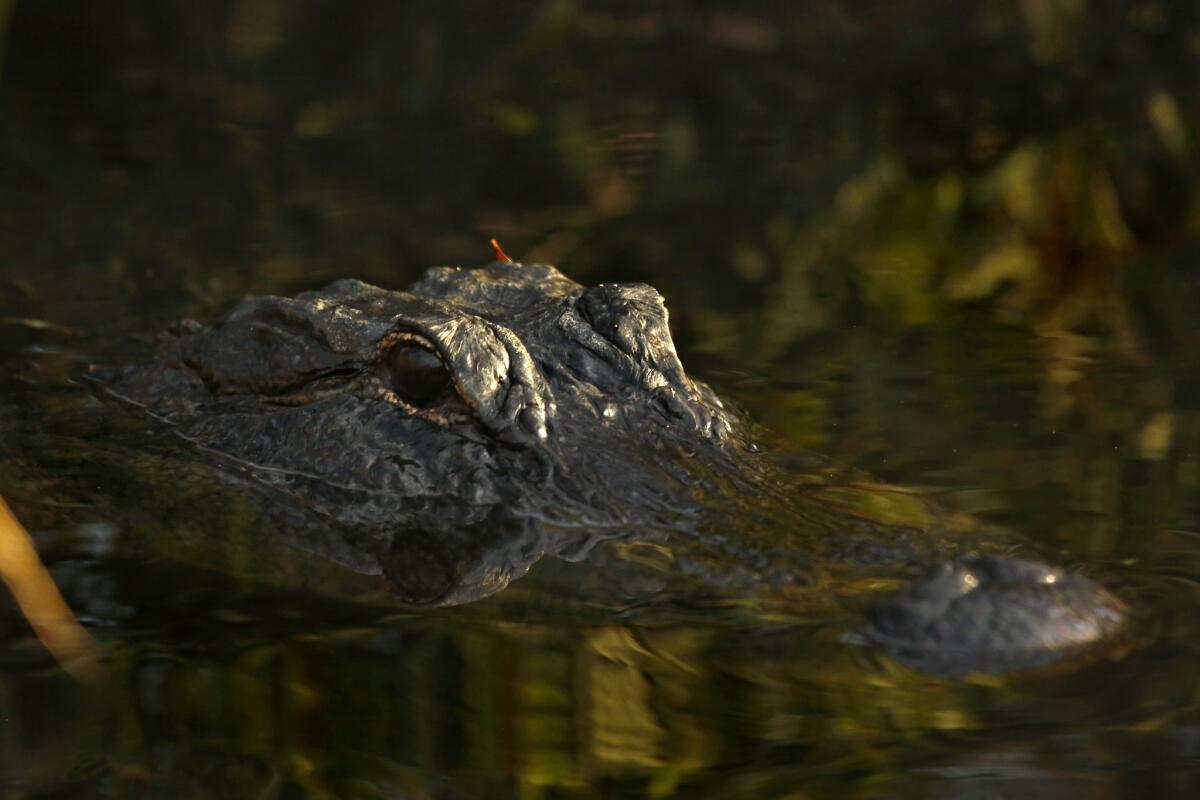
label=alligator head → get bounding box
[93,261,752,604]
[92,259,1127,675]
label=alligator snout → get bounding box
[868,555,1127,676]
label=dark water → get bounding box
[3,2,1200,797]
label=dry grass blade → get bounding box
[0,496,104,683]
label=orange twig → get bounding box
[0,497,103,683]
[490,238,514,263]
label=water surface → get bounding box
[2,2,1200,797]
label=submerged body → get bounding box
[94,259,1126,676]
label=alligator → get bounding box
[90,255,1128,677]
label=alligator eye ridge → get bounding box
[384,338,452,408]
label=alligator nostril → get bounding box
[867,555,1127,676]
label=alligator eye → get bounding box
[384,339,452,407]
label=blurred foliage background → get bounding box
[4,0,1200,552]
[3,1,1200,797]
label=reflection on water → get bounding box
[3,1,1200,796]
